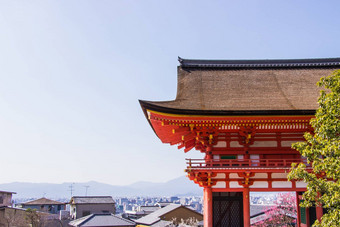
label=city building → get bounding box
[70,196,115,219]
[140,57,340,227]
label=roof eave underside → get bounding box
[139,100,316,116]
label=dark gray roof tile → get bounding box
[178,57,340,69]
[71,196,114,204]
[69,213,135,226]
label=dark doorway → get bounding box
[309,207,317,226]
[213,192,243,227]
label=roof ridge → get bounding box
[23,197,64,205]
[136,204,183,225]
[111,214,136,224]
[178,57,340,69]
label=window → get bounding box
[221,155,236,159]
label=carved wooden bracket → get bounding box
[239,126,256,145]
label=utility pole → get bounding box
[84,185,90,196]
[68,183,75,197]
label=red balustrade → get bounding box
[186,158,308,168]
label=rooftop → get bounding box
[68,213,135,227]
[22,197,64,205]
[136,204,201,226]
[178,57,340,69]
[140,57,340,115]
[136,204,181,225]
[70,196,115,204]
[0,190,16,194]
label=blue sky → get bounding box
[0,1,340,185]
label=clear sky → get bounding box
[0,1,340,185]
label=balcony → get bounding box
[186,158,308,169]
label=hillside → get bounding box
[0,175,202,199]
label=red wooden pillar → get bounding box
[203,187,213,227]
[305,207,310,227]
[316,203,323,223]
[296,191,301,227]
[316,206,323,223]
[243,187,250,227]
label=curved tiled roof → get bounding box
[140,58,340,115]
[178,57,340,69]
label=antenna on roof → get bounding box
[68,183,75,197]
[84,185,90,196]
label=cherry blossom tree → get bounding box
[252,193,297,227]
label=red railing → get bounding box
[186,158,308,168]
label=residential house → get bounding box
[137,206,161,215]
[21,197,66,214]
[154,202,171,208]
[124,206,161,220]
[123,210,145,220]
[135,204,203,227]
[68,213,136,227]
[0,190,16,207]
[70,196,115,219]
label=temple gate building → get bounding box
[139,57,340,227]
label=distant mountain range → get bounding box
[0,176,202,199]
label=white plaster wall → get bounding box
[251,173,268,179]
[229,181,243,188]
[230,141,242,147]
[296,181,307,188]
[271,173,288,179]
[229,173,242,179]
[212,173,225,179]
[250,154,260,166]
[272,181,292,188]
[250,181,268,188]
[250,141,277,147]
[281,141,299,147]
[214,141,227,148]
[212,181,226,188]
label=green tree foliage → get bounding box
[288,70,340,226]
